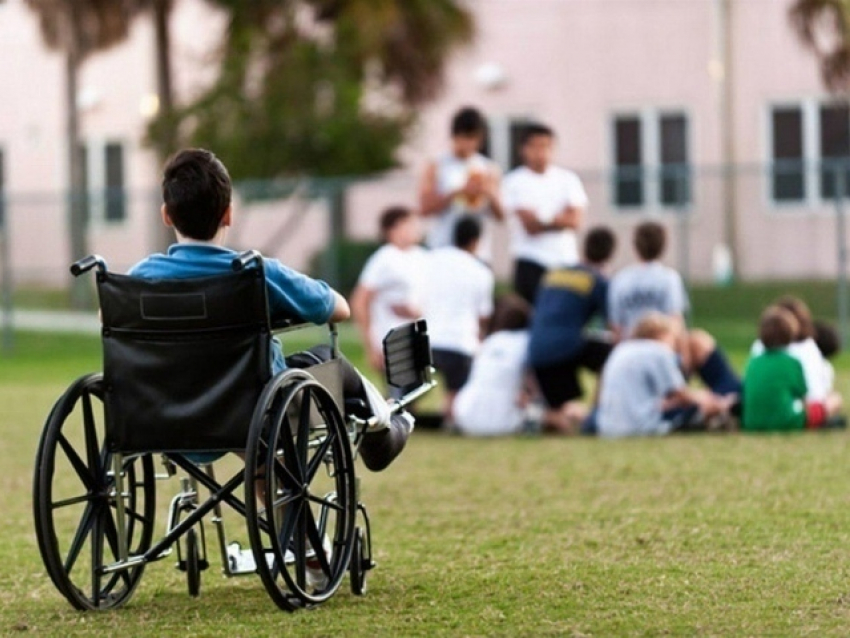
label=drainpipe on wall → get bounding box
[717,0,739,280]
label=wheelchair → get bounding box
[32,251,435,612]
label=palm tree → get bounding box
[790,0,850,92]
[171,0,475,179]
[26,0,144,308]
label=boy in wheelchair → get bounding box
[129,148,415,471]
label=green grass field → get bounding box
[4,282,850,635]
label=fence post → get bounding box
[836,163,848,345]
[675,166,692,324]
[0,189,12,354]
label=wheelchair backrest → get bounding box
[97,267,272,453]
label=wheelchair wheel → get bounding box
[245,369,357,610]
[186,528,201,597]
[33,373,156,610]
[350,527,367,596]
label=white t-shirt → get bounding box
[608,261,689,335]
[750,337,831,401]
[357,244,427,352]
[501,165,588,268]
[422,247,494,355]
[454,330,530,436]
[426,152,499,260]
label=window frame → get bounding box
[610,108,693,213]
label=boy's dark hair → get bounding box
[379,205,413,241]
[759,305,798,350]
[487,293,531,335]
[775,295,814,341]
[521,123,555,146]
[814,319,841,358]
[451,107,487,137]
[633,221,666,261]
[453,215,482,249]
[162,148,232,241]
[583,226,616,264]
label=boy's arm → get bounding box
[419,161,459,216]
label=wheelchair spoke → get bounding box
[297,386,312,463]
[273,492,301,555]
[63,501,97,575]
[273,395,304,482]
[91,509,105,607]
[294,504,308,591]
[52,493,94,510]
[102,511,134,591]
[57,434,97,492]
[270,452,301,492]
[304,506,331,578]
[306,492,345,513]
[271,489,301,511]
[305,432,335,484]
[81,393,101,476]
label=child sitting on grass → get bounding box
[586,312,733,437]
[743,306,841,431]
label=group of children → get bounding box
[396,214,844,437]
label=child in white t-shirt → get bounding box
[351,207,426,372]
[422,215,494,420]
[454,294,533,436]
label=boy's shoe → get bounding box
[305,534,332,592]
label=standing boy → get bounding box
[418,106,504,259]
[501,123,588,304]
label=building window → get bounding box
[79,140,127,223]
[482,116,533,172]
[104,142,126,221]
[819,103,850,199]
[614,116,643,207]
[771,106,805,202]
[612,110,690,210]
[768,100,850,205]
[659,113,690,206]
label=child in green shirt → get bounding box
[742,306,808,431]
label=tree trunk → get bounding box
[151,0,175,253]
[65,6,92,309]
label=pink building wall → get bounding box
[0,0,845,285]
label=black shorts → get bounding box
[431,348,473,392]
[533,338,613,408]
[513,259,547,305]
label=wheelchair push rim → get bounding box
[245,369,357,610]
[32,373,156,611]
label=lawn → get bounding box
[4,283,850,635]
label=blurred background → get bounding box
[1,0,849,317]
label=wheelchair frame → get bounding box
[32,252,435,612]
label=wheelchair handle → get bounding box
[70,254,107,277]
[232,250,263,272]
